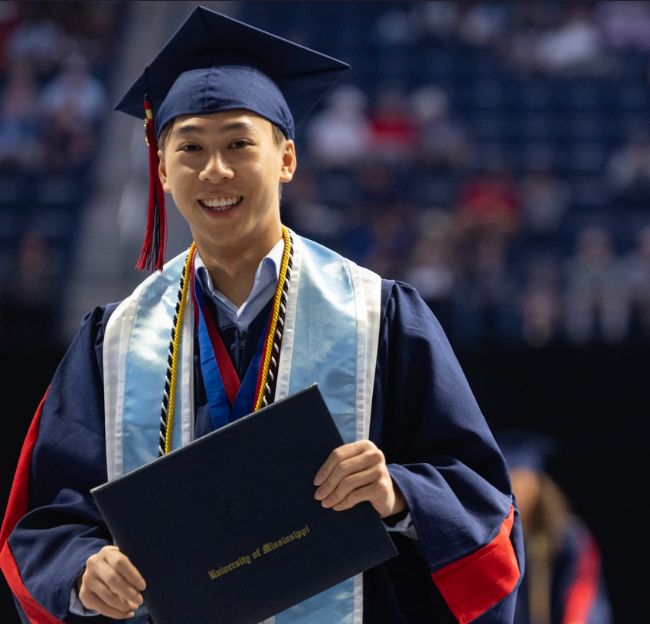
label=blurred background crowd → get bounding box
[0,2,648,622]
[3,1,650,350]
[0,1,119,347]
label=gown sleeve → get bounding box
[0,305,119,624]
[368,280,524,624]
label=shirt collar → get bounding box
[194,238,284,330]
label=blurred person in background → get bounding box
[497,430,612,624]
[453,230,519,347]
[519,256,563,348]
[456,163,521,239]
[3,8,63,79]
[564,225,630,345]
[519,168,571,244]
[532,4,606,76]
[403,209,457,330]
[38,52,106,127]
[306,84,371,169]
[0,61,39,168]
[0,231,59,348]
[410,84,474,171]
[367,84,417,161]
[605,133,650,207]
[623,224,650,340]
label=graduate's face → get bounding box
[158,110,296,258]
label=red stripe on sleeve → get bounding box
[562,534,600,624]
[431,505,520,624]
[0,391,64,624]
[0,393,47,546]
[0,542,64,624]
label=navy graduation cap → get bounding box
[115,5,349,271]
[495,429,558,473]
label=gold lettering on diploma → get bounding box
[207,525,311,581]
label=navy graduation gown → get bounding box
[1,281,523,623]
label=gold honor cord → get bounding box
[163,243,196,455]
[253,225,292,411]
[161,228,292,455]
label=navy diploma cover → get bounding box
[92,385,397,624]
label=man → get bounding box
[0,7,523,623]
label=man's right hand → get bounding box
[78,545,146,619]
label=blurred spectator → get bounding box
[412,1,460,41]
[519,257,563,347]
[564,225,630,345]
[373,8,411,45]
[54,2,121,66]
[506,3,611,76]
[597,1,650,52]
[606,135,650,205]
[506,6,548,74]
[4,12,63,78]
[357,159,401,207]
[38,105,96,172]
[361,205,414,278]
[520,169,571,239]
[0,231,60,348]
[280,169,346,250]
[38,52,106,126]
[453,230,518,347]
[307,85,371,168]
[403,209,457,328]
[497,430,613,624]
[457,2,510,47]
[533,5,606,75]
[456,164,521,238]
[0,1,20,70]
[410,84,473,170]
[0,62,39,168]
[367,85,417,161]
[624,225,650,340]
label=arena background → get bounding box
[1,2,648,622]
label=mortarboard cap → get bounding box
[495,429,557,473]
[114,5,349,270]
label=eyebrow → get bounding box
[171,120,256,138]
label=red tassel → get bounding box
[136,97,167,271]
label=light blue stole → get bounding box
[103,234,382,624]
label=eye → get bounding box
[229,139,251,149]
[178,143,201,153]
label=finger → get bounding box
[320,465,383,508]
[84,573,143,614]
[82,552,144,612]
[331,482,387,515]
[79,587,136,619]
[315,446,384,500]
[314,442,370,486]
[97,568,144,609]
[105,548,147,591]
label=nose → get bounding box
[199,152,234,183]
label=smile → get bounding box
[198,197,243,211]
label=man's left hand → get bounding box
[313,440,406,518]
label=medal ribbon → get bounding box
[192,268,268,428]
[189,226,292,429]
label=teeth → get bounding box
[200,197,242,209]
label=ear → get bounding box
[279,140,297,183]
[158,150,171,193]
